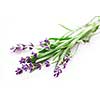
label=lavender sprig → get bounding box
[10,43,34,53]
[13,16,100,77]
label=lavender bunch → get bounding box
[14,16,100,77]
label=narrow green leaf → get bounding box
[59,24,73,31]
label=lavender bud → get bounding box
[44,38,50,43]
[36,63,42,70]
[19,57,26,64]
[26,56,31,63]
[29,62,33,73]
[29,47,33,50]
[22,64,29,71]
[40,41,44,47]
[15,68,23,75]
[45,46,50,50]
[31,52,38,58]
[45,60,50,67]
[53,67,62,77]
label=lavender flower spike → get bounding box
[45,60,50,67]
[22,64,29,71]
[63,57,70,69]
[15,68,23,75]
[29,62,33,73]
[36,63,42,70]
[19,57,26,64]
[54,67,62,77]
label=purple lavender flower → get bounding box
[10,43,34,53]
[15,68,23,75]
[28,43,34,50]
[45,60,50,67]
[44,38,50,44]
[29,62,33,72]
[65,58,70,63]
[40,41,44,47]
[63,63,67,69]
[53,67,62,77]
[14,46,22,52]
[31,52,38,58]
[63,57,70,69]
[19,57,26,64]
[22,64,29,71]
[39,38,50,50]
[26,56,31,63]
[36,63,42,70]
[12,44,26,52]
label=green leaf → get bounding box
[58,48,68,65]
[92,25,99,32]
[49,37,72,41]
[59,24,73,31]
[36,54,52,63]
[36,50,59,63]
[39,49,48,53]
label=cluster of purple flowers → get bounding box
[10,43,34,53]
[15,56,33,75]
[15,51,50,75]
[53,56,70,77]
[40,38,50,50]
[15,51,38,75]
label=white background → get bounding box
[0,0,100,100]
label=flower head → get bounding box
[26,56,31,63]
[10,43,34,53]
[29,63,33,72]
[63,57,70,69]
[19,57,26,64]
[22,64,29,71]
[39,38,50,50]
[28,43,34,50]
[36,63,42,70]
[53,67,62,77]
[45,60,50,67]
[15,68,23,75]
